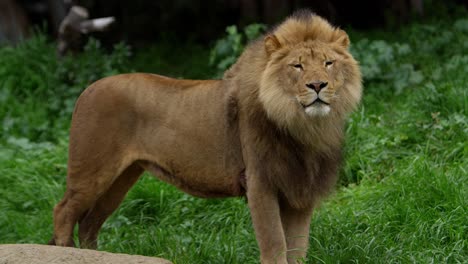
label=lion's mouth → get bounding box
[302,98,330,108]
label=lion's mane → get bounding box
[225,11,362,208]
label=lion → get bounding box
[49,10,362,264]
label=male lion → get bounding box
[50,11,362,264]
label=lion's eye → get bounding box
[293,64,303,69]
[325,61,334,67]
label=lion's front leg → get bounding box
[247,174,288,264]
[280,203,313,263]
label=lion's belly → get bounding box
[140,159,245,198]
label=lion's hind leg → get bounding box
[78,162,143,249]
[50,188,99,247]
[50,157,133,247]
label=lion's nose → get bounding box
[306,81,328,93]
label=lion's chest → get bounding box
[266,148,341,209]
[282,151,340,208]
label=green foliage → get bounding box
[340,17,468,187]
[0,35,131,142]
[350,40,424,94]
[209,24,266,76]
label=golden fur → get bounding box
[50,11,362,264]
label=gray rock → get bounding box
[0,244,172,264]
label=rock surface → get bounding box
[0,244,172,264]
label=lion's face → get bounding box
[258,22,361,127]
[281,42,346,117]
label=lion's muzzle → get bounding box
[305,81,328,93]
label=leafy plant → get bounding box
[209,24,266,77]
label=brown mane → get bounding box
[274,11,349,47]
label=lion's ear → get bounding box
[333,29,350,49]
[264,35,282,55]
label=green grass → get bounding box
[1,13,467,264]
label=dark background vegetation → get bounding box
[2,0,468,45]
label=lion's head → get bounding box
[258,12,362,128]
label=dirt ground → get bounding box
[0,244,172,264]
